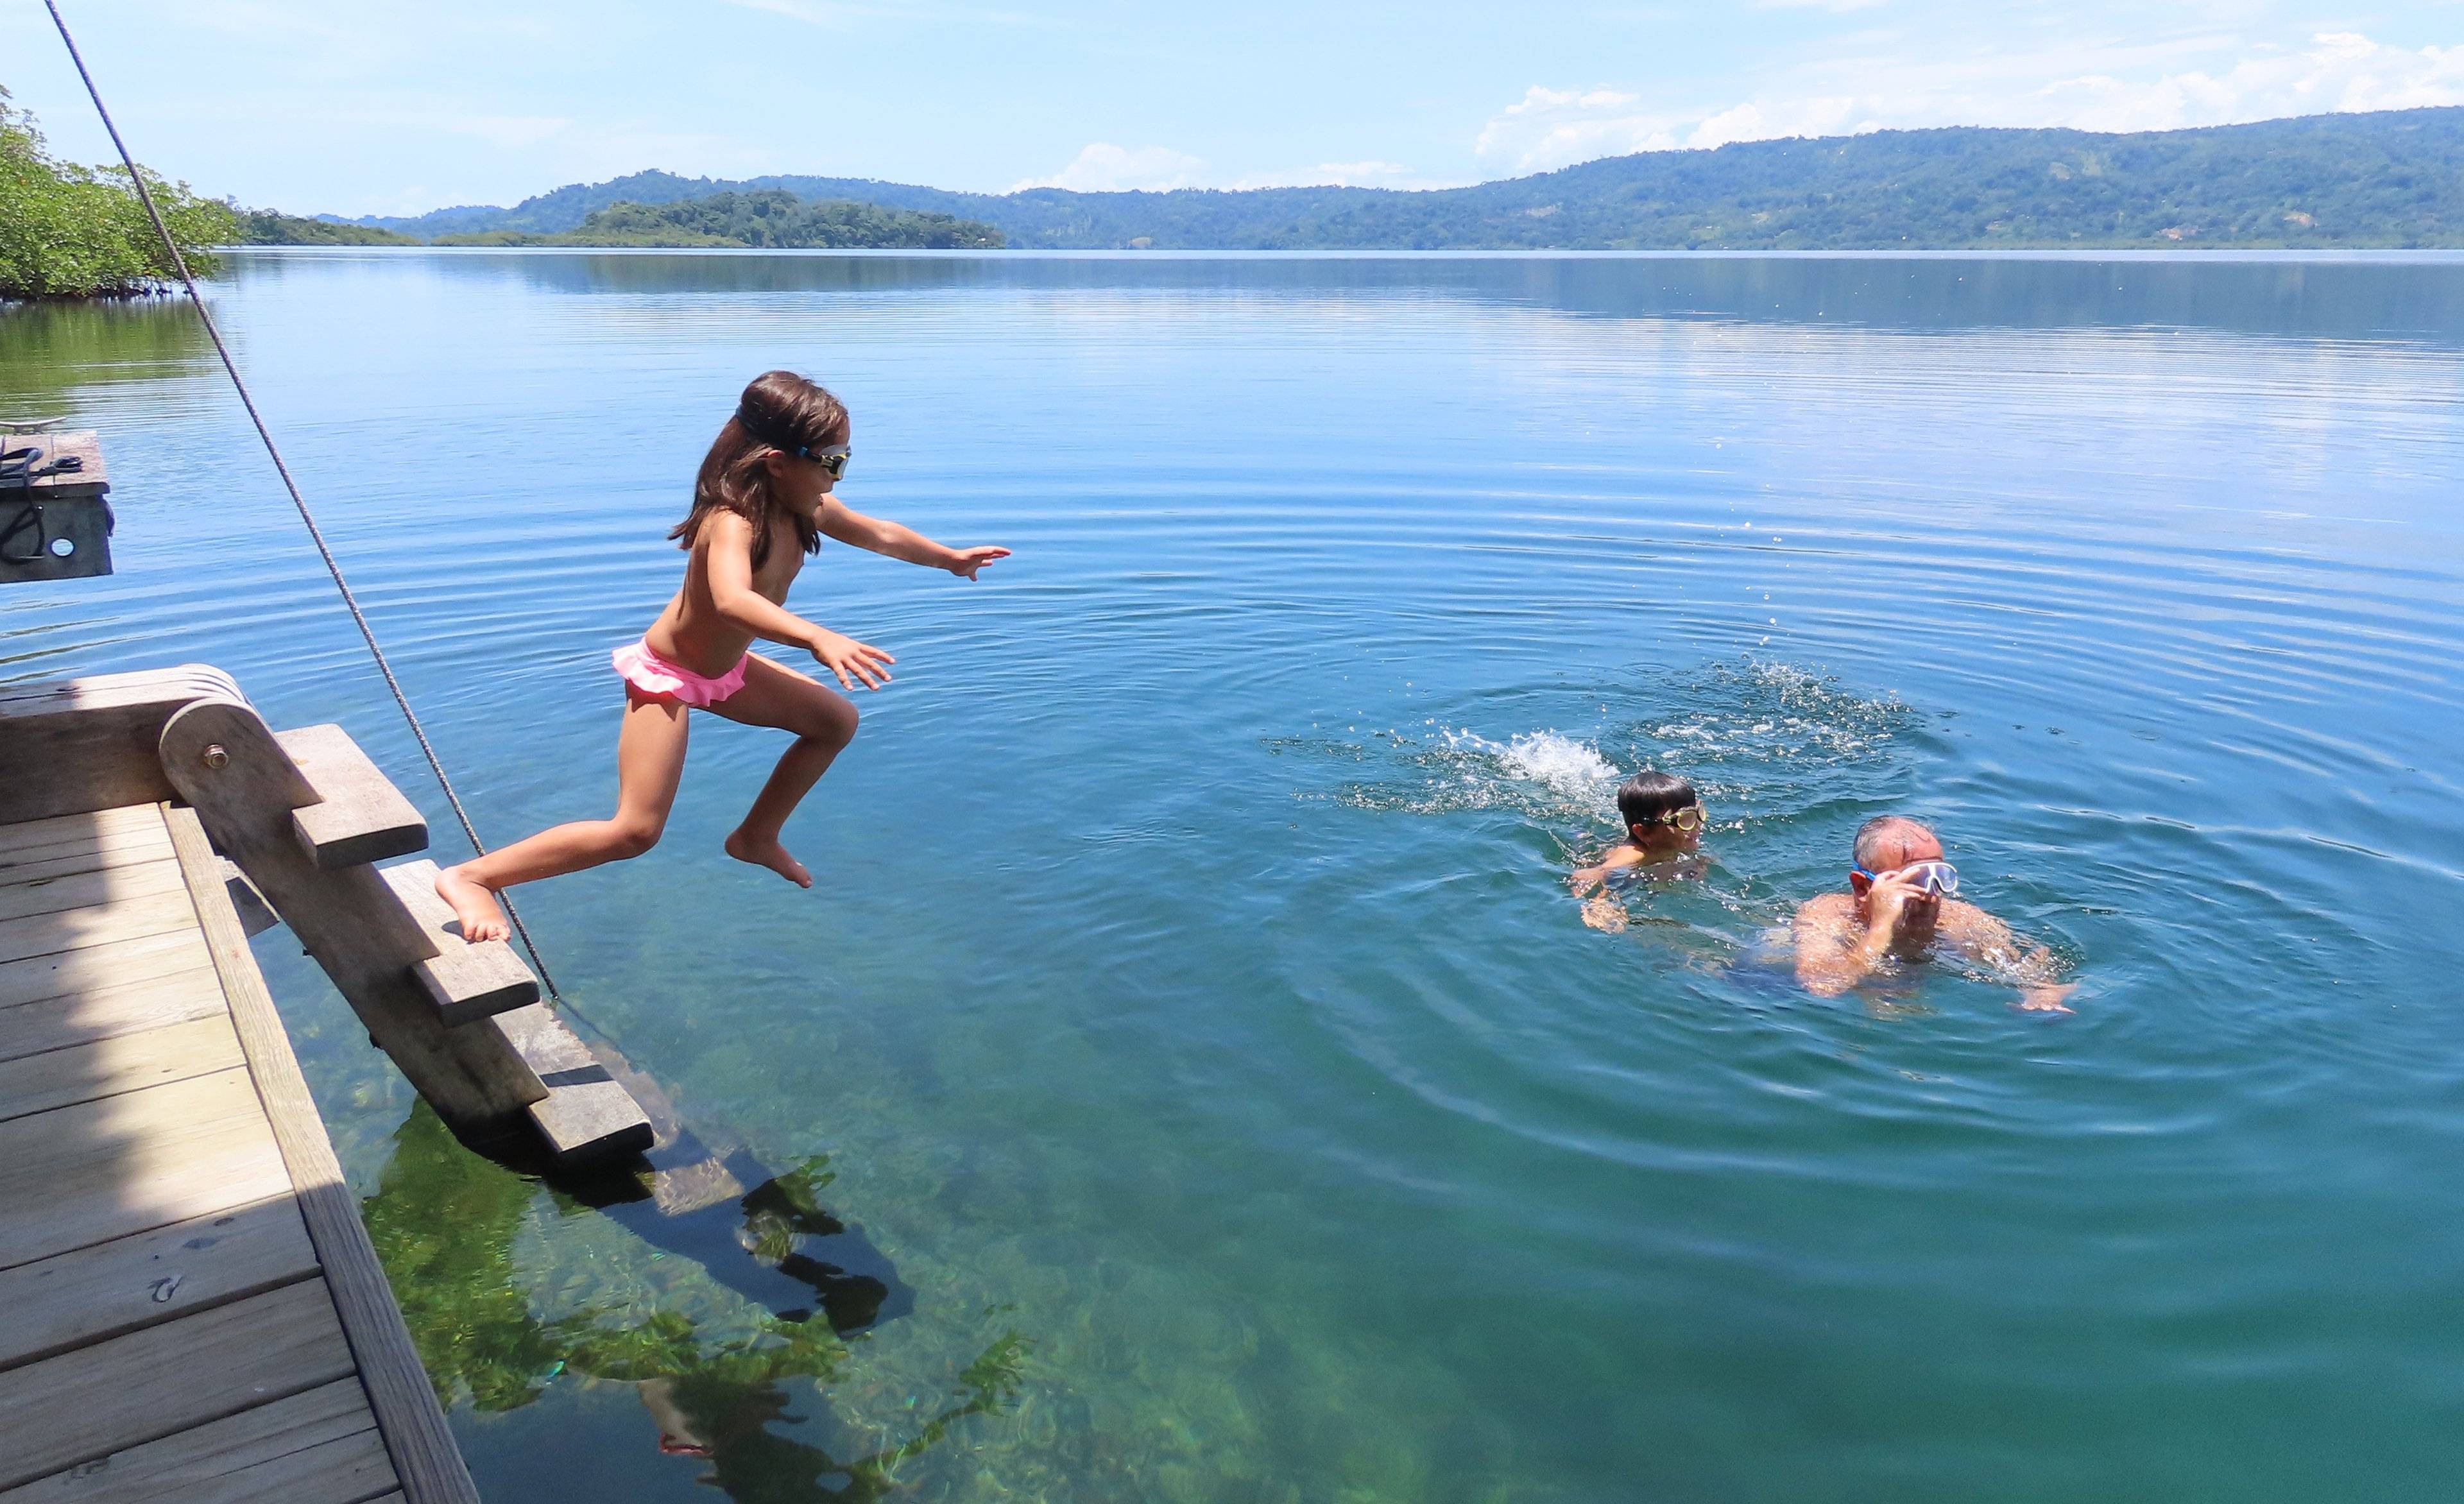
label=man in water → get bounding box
[1792,815,2076,1013]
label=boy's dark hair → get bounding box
[671,370,850,570]
[1617,770,1698,830]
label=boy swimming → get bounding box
[1570,771,1706,928]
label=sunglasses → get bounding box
[1637,805,1704,832]
[1852,859,1959,896]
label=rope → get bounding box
[40,0,595,1025]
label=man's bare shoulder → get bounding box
[1793,891,1854,930]
[1935,899,2004,940]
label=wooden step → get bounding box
[495,1003,653,1168]
[375,862,536,1025]
[271,726,427,871]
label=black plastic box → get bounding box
[0,431,114,583]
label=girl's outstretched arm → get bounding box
[820,499,1009,578]
[706,513,895,690]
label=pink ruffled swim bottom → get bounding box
[612,638,748,708]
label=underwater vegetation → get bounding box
[363,1105,1028,1500]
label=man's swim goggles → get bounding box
[1851,859,1960,896]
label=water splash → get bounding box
[1326,728,1621,823]
[1303,658,1919,832]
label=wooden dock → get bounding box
[0,799,477,1503]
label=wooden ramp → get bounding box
[0,801,478,1504]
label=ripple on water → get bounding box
[11,253,2464,1501]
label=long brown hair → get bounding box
[669,370,851,570]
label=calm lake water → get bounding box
[6,250,2463,1501]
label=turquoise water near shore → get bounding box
[6,250,2464,1501]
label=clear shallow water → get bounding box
[6,250,2464,1501]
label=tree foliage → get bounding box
[0,90,235,300]
[355,107,2464,251]
[234,208,418,245]
[434,188,1005,249]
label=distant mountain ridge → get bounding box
[340,107,2464,250]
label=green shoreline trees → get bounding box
[0,89,234,301]
[433,189,1007,250]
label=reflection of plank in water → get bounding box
[519,1041,914,1336]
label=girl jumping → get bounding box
[436,369,1008,943]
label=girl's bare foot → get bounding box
[724,829,813,888]
[435,864,511,943]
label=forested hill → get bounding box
[348,107,2464,250]
[428,190,1004,249]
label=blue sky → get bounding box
[6,1,2463,216]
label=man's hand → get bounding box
[945,546,1010,581]
[809,629,895,691]
[1861,869,1922,950]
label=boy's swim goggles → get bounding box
[1643,805,1705,831]
[1852,859,1959,896]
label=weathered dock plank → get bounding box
[0,664,488,1501]
[0,928,212,1009]
[0,1194,320,1373]
[0,889,204,966]
[0,669,236,826]
[0,1013,244,1124]
[0,1066,293,1272]
[0,1378,395,1504]
[0,824,176,884]
[0,966,227,1064]
[0,1281,357,1489]
[0,806,167,858]
[0,859,189,925]
[162,805,483,1504]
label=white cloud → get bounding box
[1478,31,2464,175]
[1011,142,1210,192]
